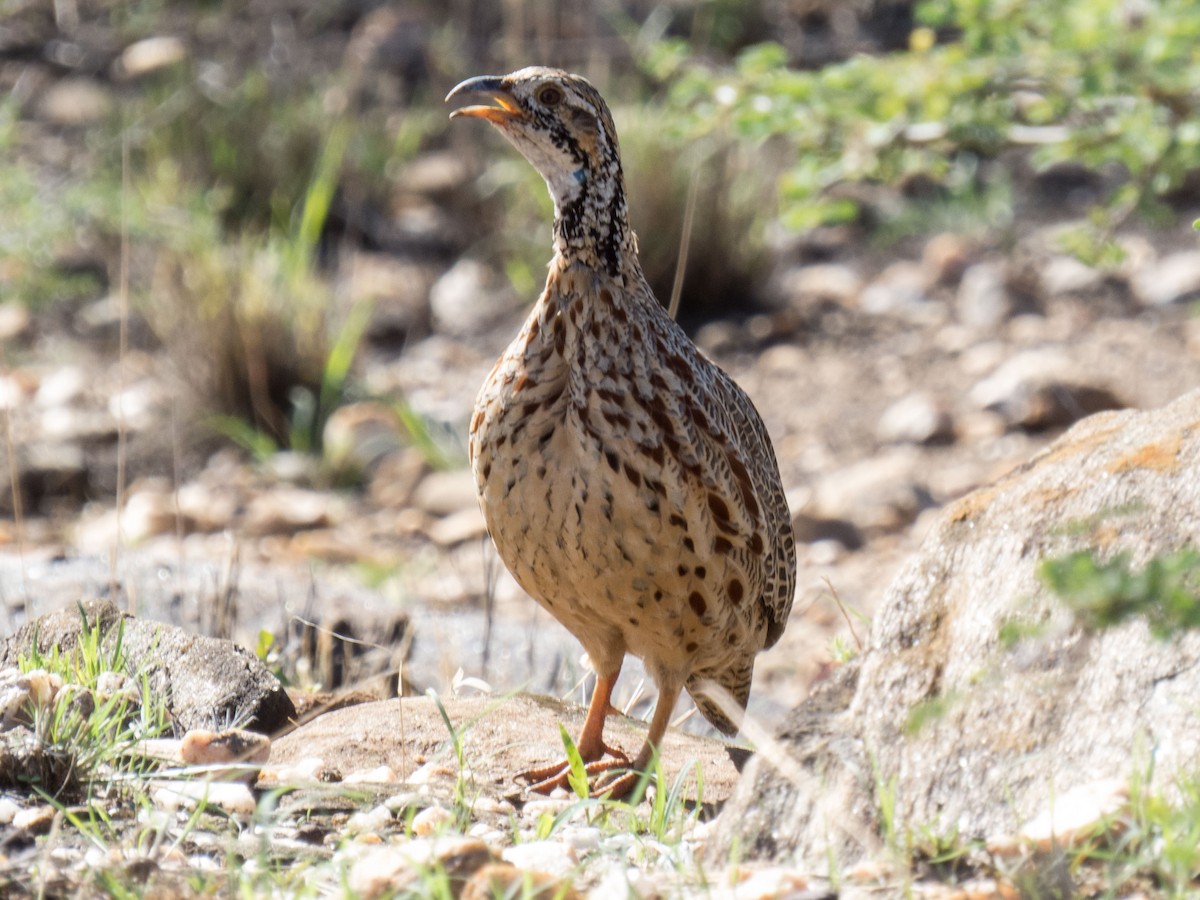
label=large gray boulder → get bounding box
[0,599,295,734]
[710,387,1200,867]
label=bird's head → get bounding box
[447,67,624,214]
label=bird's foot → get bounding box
[517,743,634,797]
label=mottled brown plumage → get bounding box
[448,67,796,796]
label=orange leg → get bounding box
[518,669,630,793]
[592,680,681,801]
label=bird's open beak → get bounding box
[446,76,523,123]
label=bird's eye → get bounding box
[537,84,564,106]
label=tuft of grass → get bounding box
[17,605,170,797]
[1039,548,1200,638]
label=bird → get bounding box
[447,67,796,798]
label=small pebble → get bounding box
[152,781,256,817]
[411,805,455,836]
[470,795,515,815]
[0,797,20,825]
[502,839,576,877]
[384,791,424,813]
[560,825,602,854]
[13,805,55,833]
[344,765,398,785]
[347,804,394,834]
[522,797,575,820]
[407,762,460,784]
[731,866,811,898]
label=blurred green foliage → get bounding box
[646,0,1200,254]
[1040,548,1200,637]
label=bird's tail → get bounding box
[685,664,752,736]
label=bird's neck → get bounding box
[549,167,638,281]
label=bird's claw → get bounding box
[518,742,639,798]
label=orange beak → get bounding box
[446,75,523,124]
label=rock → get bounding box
[367,447,430,508]
[410,805,454,836]
[116,36,188,79]
[429,259,519,338]
[859,261,931,316]
[462,862,579,900]
[322,402,407,478]
[1039,255,1102,297]
[875,392,954,445]
[3,442,87,517]
[347,837,494,899]
[35,366,87,408]
[501,839,576,876]
[989,778,1128,856]
[0,600,295,735]
[394,152,471,196]
[921,233,974,286]
[243,487,342,535]
[778,263,863,307]
[152,781,256,816]
[179,728,271,780]
[969,349,1124,430]
[427,507,488,546]
[175,482,237,532]
[36,78,115,125]
[790,512,863,551]
[13,804,55,834]
[809,450,933,535]
[346,804,394,834]
[336,253,433,348]
[956,262,1011,329]
[344,765,399,785]
[0,303,30,341]
[1131,250,1200,306]
[708,388,1200,870]
[270,694,741,806]
[411,468,478,517]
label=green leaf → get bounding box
[558,724,590,800]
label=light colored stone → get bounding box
[709,388,1200,870]
[430,259,519,337]
[0,304,30,341]
[244,487,339,535]
[427,507,488,546]
[922,233,974,286]
[118,36,187,78]
[860,261,930,315]
[1040,255,1102,296]
[779,263,863,306]
[344,765,399,785]
[970,348,1123,430]
[956,262,1011,329]
[0,797,20,825]
[501,839,577,876]
[152,781,257,816]
[35,366,86,408]
[876,392,954,445]
[996,778,1128,855]
[347,804,394,834]
[729,865,812,898]
[411,468,478,517]
[410,804,455,836]
[36,78,114,125]
[1131,250,1200,306]
[811,449,930,534]
[13,804,55,833]
[179,728,271,775]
